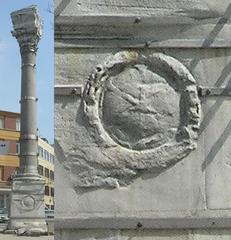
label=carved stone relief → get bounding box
[20,195,36,211]
[60,51,201,188]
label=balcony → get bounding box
[0,129,20,141]
[0,155,20,167]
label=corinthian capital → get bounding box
[11,5,43,53]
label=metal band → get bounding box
[54,85,82,96]
[20,152,38,156]
[20,96,38,102]
[21,63,36,68]
[198,86,231,97]
[20,134,38,140]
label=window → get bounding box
[38,147,41,157]
[45,186,49,196]
[0,166,3,181]
[38,147,42,157]
[16,142,20,154]
[43,149,48,160]
[0,140,9,155]
[0,195,4,208]
[45,168,49,178]
[50,171,54,181]
[16,118,20,131]
[45,150,48,161]
[51,155,54,164]
[51,187,54,197]
[0,117,4,129]
[38,165,43,176]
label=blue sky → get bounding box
[0,1,54,143]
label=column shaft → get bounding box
[19,50,38,176]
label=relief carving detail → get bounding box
[63,51,201,188]
[21,195,36,210]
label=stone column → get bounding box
[8,6,47,234]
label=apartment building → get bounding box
[38,137,54,210]
[0,111,20,210]
[0,110,54,211]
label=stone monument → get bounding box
[55,0,231,239]
[8,6,47,234]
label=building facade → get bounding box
[0,110,54,211]
[0,111,20,210]
[38,138,54,210]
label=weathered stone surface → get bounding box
[55,0,231,238]
[25,228,43,236]
[11,5,42,53]
[8,179,47,232]
[56,229,190,240]
[55,0,224,19]
[204,99,231,209]
[3,230,16,235]
[55,229,231,240]
[56,51,200,188]
[55,49,231,87]
[55,47,231,222]
[193,229,231,240]
[17,228,26,236]
[55,149,206,215]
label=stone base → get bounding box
[7,177,47,234]
[55,229,231,240]
[8,219,47,235]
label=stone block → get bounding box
[192,229,231,240]
[55,229,191,240]
[3,229,16,234]
[25,228,43,236]
[17,227,26,236]
[8,178,47,233]
[203,99,231,209]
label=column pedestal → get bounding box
[8,178,47,233]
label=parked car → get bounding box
[45,209,54,219]
[0,208,8,222]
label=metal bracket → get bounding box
[198,86,231,97]
[54,85,82,96]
